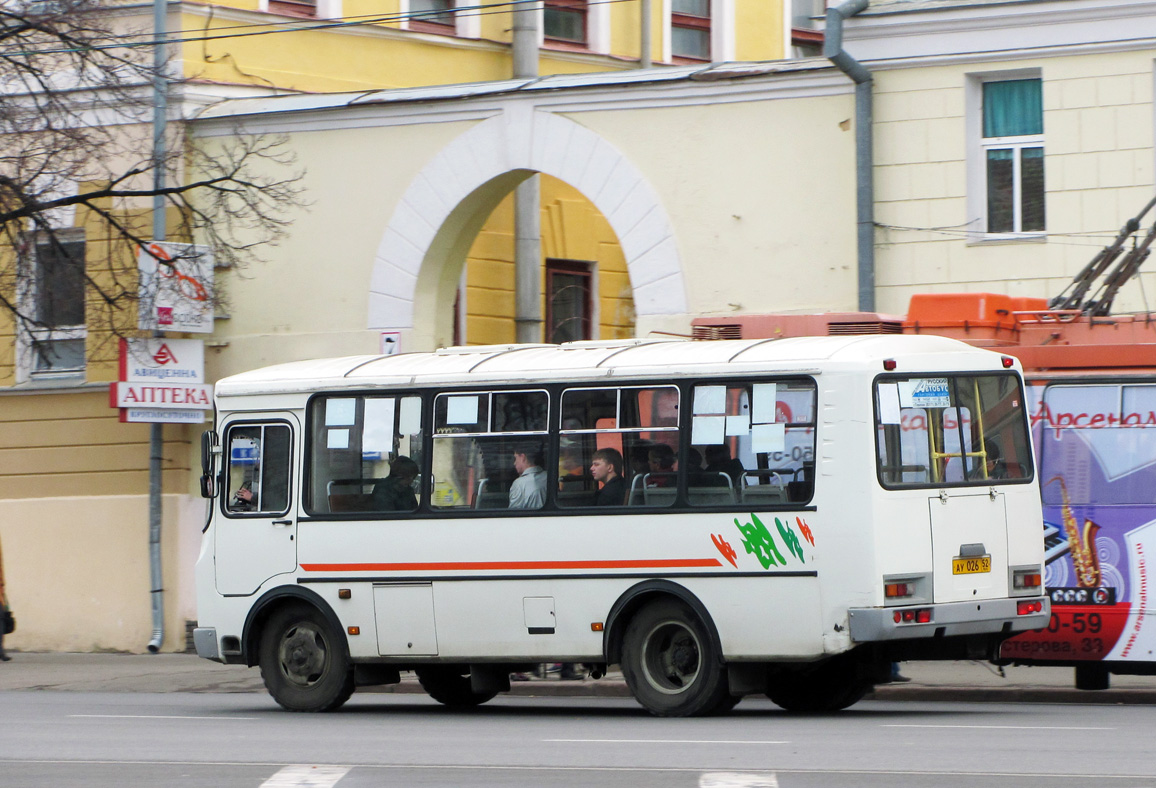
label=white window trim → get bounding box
[965,69,1046,244]
[588,0,610,54]
[662,0,733,64]
[15,231,87,384]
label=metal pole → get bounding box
[146,0,168,654]
[512,0,542,343]
[640,0,652,68]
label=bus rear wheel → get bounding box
[258,603,354,712]
[415,666,498,708]
[766,657,871,713]
[621,599,729,717]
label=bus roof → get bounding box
[214,335,1013,400]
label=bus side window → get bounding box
[431,390,549,511]
[307,394,424,515]
[226,423,291,515]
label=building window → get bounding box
[982,78,1044,234]
[672,0,710,61]
[409,0,455,33]
[267,0,316,17]
[544,0,587,46]
[24,233,86,378]
[546,259,593,344]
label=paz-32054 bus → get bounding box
[193,335,1048,716]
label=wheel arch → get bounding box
[603,579,724,665]
[241,585,347,667]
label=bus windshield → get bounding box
[875,373,1032,487]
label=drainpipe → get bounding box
[512,1,542,343]
[146,0,168,654]
[824,0,874,312]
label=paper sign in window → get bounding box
[878,383,902,425]
[752,423,786,453]
[327,429,350,450]
[325,398,356,426]
[898,378,951,409]
[362,398,396,454]
[692,415,726,445]
[399,396,422,435]
[752,383,778,424]
[447,395,479,425]
[693,386,726,415]
[725,415,750,436]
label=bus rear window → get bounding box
[875,373,1031,487]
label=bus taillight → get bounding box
[885,582,915,599]
[1017,600,1044,615]
[1013,571,1042,590]
[893,608,932,624]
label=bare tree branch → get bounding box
[0,0,303,366]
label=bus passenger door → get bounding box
[215,416,299,596]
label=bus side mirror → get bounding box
[200,430,219,498]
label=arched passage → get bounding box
[368,110,686,348]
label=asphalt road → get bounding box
[3,690,1156,788]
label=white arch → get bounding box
[368,109,686,332]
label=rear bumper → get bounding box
[848,597,1050,642]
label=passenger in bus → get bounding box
[591,448,626,506]
[646,444,676,487]
[371,456,420,511]
[509,445,547,509]
[972,442,1008,480]
[628,443,652,479]
[230,481,256,511]
[704,444,745,486]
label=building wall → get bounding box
[464,176,635,345]
[850,0,1156,316]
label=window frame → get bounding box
[873,371,1035,491]
[17,230,87,383]
[300,378,823,519]
[966,71,1046,242]
[303,391,426,517]
[222,420,295,519]
[407,0,456,34]
[543,0,588,48]
[545,258,594,344]
[671,0,711,62]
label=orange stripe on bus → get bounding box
[299,558,724,572]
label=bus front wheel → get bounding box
[258,603,354,712]
[621,599,729,717]
[415,666,498,708]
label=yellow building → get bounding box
[0,0,795,652]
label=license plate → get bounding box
[953,555,991,575]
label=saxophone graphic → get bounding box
[1050,476,1101,588]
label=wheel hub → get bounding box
[278,624,327,687]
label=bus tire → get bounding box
[621,599,729,717]
[1075,664,1110,691]
[766,657,871,713]
[258,603,354,712]
[415,666,497,708]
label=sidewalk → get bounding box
[3,652,1156,703]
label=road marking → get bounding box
[69,714,258,721]
[883,724,1113,731]
[1,760,1154,780]
[700,772,779,788]
[544,739,788,745]
[260,765,351,787]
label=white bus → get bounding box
[193,335,1049,716]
